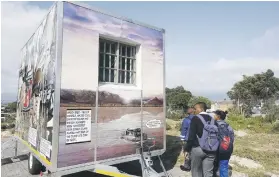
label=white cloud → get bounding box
[167,57,279,100]
[1,2,47,96]
[250,26,279,57]
[166,25,279,100]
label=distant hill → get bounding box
[61,89,124,105]
[144,97,163,106]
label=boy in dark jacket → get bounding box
[180,107,194,171]
[185,102,218,177]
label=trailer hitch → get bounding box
[138,137,170,177]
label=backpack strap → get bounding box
[196,114,207,125]
[210,116,215,125]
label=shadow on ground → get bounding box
[63,135,182,177]
[153,135,182,172]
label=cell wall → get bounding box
[57,2,164,168]
[16,4,57,164]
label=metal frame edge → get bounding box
[65,1,165,33]
[51,1,64,172]
[162,30,167,153]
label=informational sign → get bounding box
[146,119,161,129]
[40,138,51,158]
[28,127,37,147]
[66,110,91,144]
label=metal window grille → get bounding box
[99,38,136,84]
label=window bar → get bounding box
[103,42,106,82]
[116,42,120,83]
[130,47,134,84]
[119,44,122,83]
[109,44,111,82]
[134,47,136,84]
[124,46,127,84]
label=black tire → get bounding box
[28,153,42,175]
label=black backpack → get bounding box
[217,121,234,154]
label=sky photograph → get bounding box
[1,1,279,102]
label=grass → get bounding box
[226,114,275,133]
[232,164,265,177]
[232,133,279,175]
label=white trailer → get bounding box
[14,1,167,176]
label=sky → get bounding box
[1,1,279,102]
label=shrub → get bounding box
[166,111,183,121]
[272,121,279,133]
[227,107,240,115]
[6,116,16,124]
[166,122,172,130]
[1,123,15,130]
[264,106,279,124]
[7,123,15,129]
[1,124,7,130]
[227,113,273,133]
[175,122,181,131]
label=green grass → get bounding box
[218,114,279,175]
[233,134,279,172]
[227,114,274,133]
[232,164,265,177]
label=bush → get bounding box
[1,124,7,130]
[7,123,15,129]
[272,121,279,133]
[166,122,172,130]
[227,113,273,133]
[166,111,183,121]
[6,116,16,124]
[1,123,15,130]
[175,122,181,131]
[227,107,240,115]
[264,106,279,124]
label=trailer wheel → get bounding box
[28,152,42,175]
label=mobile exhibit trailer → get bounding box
[15,1,166,176]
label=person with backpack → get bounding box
[213,110,234,177]
[180,107,194,171]
[185,102,219,177]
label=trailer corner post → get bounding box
[50,1,64,172]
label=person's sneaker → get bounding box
[180,165,191,171]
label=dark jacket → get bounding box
[185,112,218,154]
[216,120,234,160]
[180,114,194,141]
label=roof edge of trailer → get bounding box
[20,2,58,51]
[66,1,166,33]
